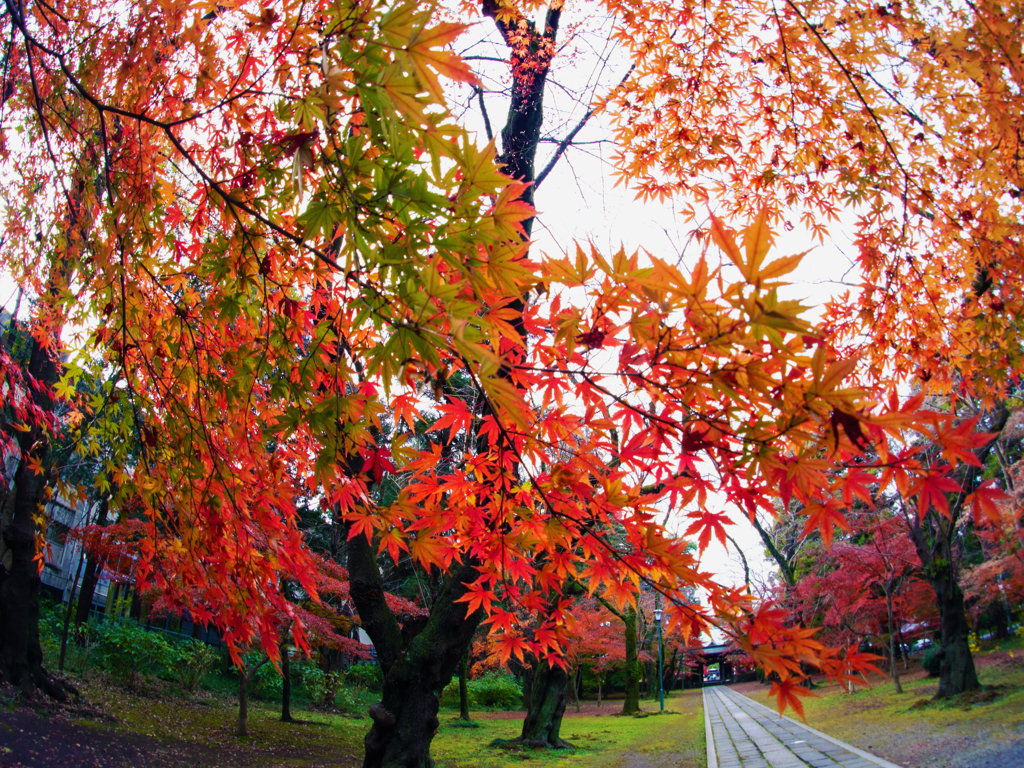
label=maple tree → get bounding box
[877,402,1011,696]
[562,600,622,707]
[791,514,933,693]
[0,2,1022,766]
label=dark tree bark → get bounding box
[74,494,110,629]
[926,565,979,698]
[0,311,71,699]
[519,660,569,748]
[281,641,294,723]
[128,586,141,621]
[74,540,103,626]
[884,591,903,694]
[348,529,483,768]
[458,654,470,722]
[238,656,269,737]
[238,669,250,737]
[900,406,1009,699]
[620,608,641,714]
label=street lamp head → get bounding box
[653,608,663,622]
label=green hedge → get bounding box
[441,671,521,710]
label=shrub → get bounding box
[471,672,521,709]
[250,657,284,698]
[441,678,460,706]
[346,662,383,691]
[297,663,342,705]
[97,621,177,686]
[921,646,942,677]
[441,671,521,710]
[174,639,219,692]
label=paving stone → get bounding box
[704,687,903,768]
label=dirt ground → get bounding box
[0,685,359,768]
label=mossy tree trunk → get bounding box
[238,670,250,737]
[928,566,979,698]
[281,640,294,723]
[593,595,641,714]
[621,608,641,714]
[906,501,982,699]
[901,407,1010,699]
[519,659,569,747]
[458,654,470,722]
[348,529,483,768]
[884,591,903,694]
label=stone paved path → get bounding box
[703,685,904,768]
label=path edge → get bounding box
[726,686,905,768]
[702,687,718,768]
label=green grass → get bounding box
[63,678,705,768]
[432,691,706,768]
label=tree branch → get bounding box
[535,62,635,190]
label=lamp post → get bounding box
[653,607,664,711]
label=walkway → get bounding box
[703,685,904,768]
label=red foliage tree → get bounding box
[792,515,933,692]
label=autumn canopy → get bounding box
[0,0,1020,760]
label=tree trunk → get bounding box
[458,653,470,722]
[74,492,111,634]
[885,591,903,694]
[238,670,249,737]
[520,663,536,716]
[128,586,141,621]
[621,608,640,715]
[0,443,65,699]
[281,641,294,722]
[349,527,483,768]
[665,649,678,693]
[930,572,980,698]
[596,675,602,707]
[519,659,569,748]
[0,220,78,700]
[58,548,85,673]
[644,660,656,699]
[74,552,103,628]
[572,667,581,713]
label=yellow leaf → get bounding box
[709,212,745,277]
[818,355,860,392]
[743,206,772,277]
[759,250,809,281]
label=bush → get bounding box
[297,663,341,705]
[471,672,521,709]
[96,621,177,686]
[441,671,521,710]
[38,599,65,660]
[250,658,284,699]
[346,662,383,691]
[921,645,942,677]
[174,639,219,692]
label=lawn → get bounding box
[0,678,705,768]
[730,636,1024,768]
[433,691,706,768]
